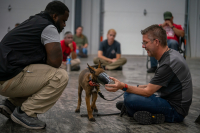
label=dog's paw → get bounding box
[94,109,98,112]
[89,117,96,122]
[75,109,80,113]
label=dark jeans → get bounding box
[150,39,179,67]
[124,92,184,123]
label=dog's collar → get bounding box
[88,75,99,87]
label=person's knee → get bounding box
[124,93,139,107]
[167,39,178,48]
[93,57,99,64]
[121,58,127,65]
[76,58,81,65]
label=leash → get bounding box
[98,91,124,101]
[80,112,120,117]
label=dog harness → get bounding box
[88,75,99,87]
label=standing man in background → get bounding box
[93,29,127,70]
[60,31,81,71]
[0,1,69,129]
[147,11,185,73]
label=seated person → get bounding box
[93,29,127,70]
[73,26,88,58]
[60,31,81,71]
[105,25,192,125]
[148,11,185,73]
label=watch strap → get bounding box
[122,84,128,91]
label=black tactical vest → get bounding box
[0,12,59,81]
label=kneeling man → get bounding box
[105,25,192,125]
[0,1,69,129]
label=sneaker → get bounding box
[0,99,16,118]
[71,65,80,71]
[133,111,165,125]
[147,67,157,73]
[116,101,124,110]
[11,107,46,129]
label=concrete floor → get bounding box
[0,55,200,133]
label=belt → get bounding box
[0,81,5,85]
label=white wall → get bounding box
[103,0,185,55]
[0,0,74,41]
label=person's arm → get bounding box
[41,25,62,68]
[115,42,121,60]
[83,35,88,48]
[83,43,88,48]
[138,85,148,88]
[69,42,77,59]
[45,42,62,68]
[172,27,184,37]
[105,64,174,97]
[98,51,112,62]
[105,77,161,97]
[116,54,121,59]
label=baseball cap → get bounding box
[164,11,173,20]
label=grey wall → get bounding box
[188,0,200,58]
[0,0,74,41]
[81,0,100,55]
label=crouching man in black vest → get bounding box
[0,1,69,129]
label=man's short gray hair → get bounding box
[141,24,167,47]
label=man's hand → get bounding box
[105,77,125,92]
[162,20,173,27]
[165,20,173,27]
[68,43,73,50]
[83,43,88,48]
[110,58,117,63]
[62,61,67,65]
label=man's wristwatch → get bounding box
[122,84,128,91]
[171,26,175,29]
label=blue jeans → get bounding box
[82,48,87,55]
[124,92,184,122]
[76,48,88,55]
[150,39,179,67]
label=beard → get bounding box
[55,20,63,33]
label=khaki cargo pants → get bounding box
[0,64,69,117]
[93,57,127,70]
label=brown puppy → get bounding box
[75,61,104,121]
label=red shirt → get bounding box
[60,40,76,61]
[160,23,183,43]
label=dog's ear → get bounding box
[87,63,95,74]
[98,60,102,68]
